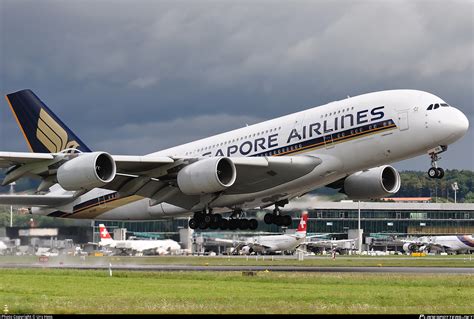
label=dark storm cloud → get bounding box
[0,0,472,169]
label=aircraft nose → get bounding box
[446,108,469,141]
[453,108,469,137]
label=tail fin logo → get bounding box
[297,211,308,233]
[99,224,112,239]
[37,108,79,153]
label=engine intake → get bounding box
[343,165,401,200]
[57,152,116,191]
[177,157,236,195]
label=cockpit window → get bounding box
[427,103,449,111]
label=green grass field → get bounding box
[0,268,472,314]
[1,254,474,268]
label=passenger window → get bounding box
[427,104,433,110]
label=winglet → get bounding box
[5,89,91,153]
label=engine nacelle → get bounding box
[177,157,236,195]
[57,152,116,191]
[343,165,401,200]
[403,242,417,252]
[240,245,253,255]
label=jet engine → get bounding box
[403,242,417,252]
[343,165,401,200]
[57,152,116,191]
[177,157,237,195]
[240,245,253,255]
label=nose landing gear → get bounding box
[427,146,447,179]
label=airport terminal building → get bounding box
[98,200,474,238]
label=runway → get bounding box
[1,263,473,273]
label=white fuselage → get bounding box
[421,235,474,252]
[34,89,469,219]
[246,234,306,252]
[101,238,181,254]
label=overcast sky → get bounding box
[0,0,472,172]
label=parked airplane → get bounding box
[0,241,7,254]
[97,224,181,255]
[304,238,355,251]
[0,89,469,230]
[215,211,310,254]
[402,235,474,254]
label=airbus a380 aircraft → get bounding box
[0,89,469,231]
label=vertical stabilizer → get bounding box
[5,89,91,153]
[295,211,308,237]
[99,224,115,246]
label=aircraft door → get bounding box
[324,133,334,149]
[397,111,409,131]
[98,195,107,208]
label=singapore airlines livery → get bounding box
[0,89,469,230]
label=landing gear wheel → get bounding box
[198,220,208,230]
[283,215,292,227]
[193,212,204,221]
[209,221,219,230]
[189,218,198,229]
[274,215,284,226]
[249,219,258,230]
[204,214,213,224]
[428,167,445,179]
[212,214,223,223]
[219,219,229,230]
[264,213,274,224]
[436,167,445,179]
[428,167,438,179]
[228,219,238,230]
[239,219,250,230]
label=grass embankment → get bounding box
[0,268,472,314]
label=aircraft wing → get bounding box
[0,194,75,206]
[0,151,322,209]
[0,151,54,168]
[111,155,175,173]
[225,156,321,194]
[305,239,355,247]
[213,238,272,250]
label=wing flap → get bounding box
[227,155,322,194]
[113,155,175,173]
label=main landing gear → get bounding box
[263,201,292,227]
[188,209,258,231]
[427,146,447,179]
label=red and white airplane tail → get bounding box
[295,211,308,237]
[99,224,115,245]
